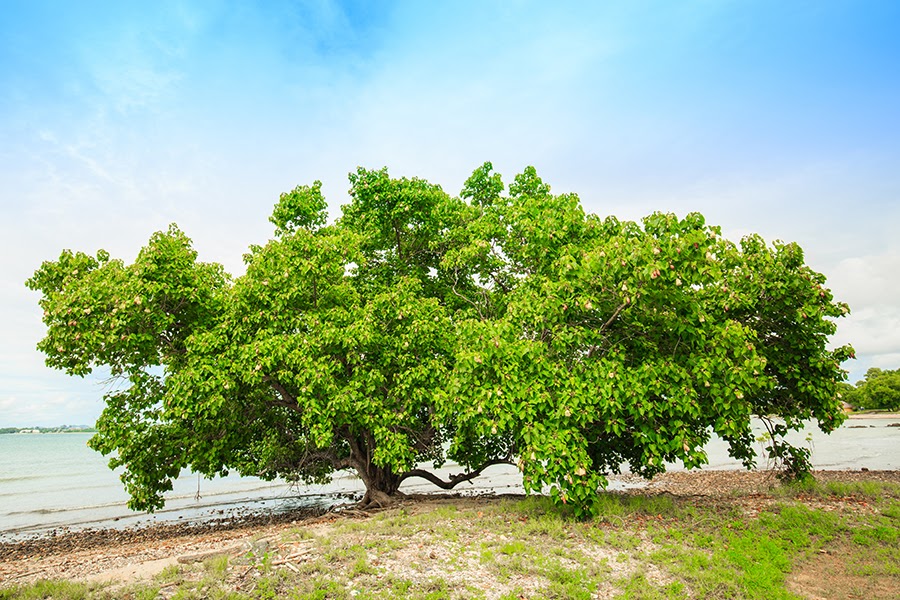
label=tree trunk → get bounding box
[357,463,403,508]
[341,429,514,510]
[344,430,404,509]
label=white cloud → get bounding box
[829,254,900,381]
[2,1,898,425]
[829,255,900,311]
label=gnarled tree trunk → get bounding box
[340,427,515,509]
[356,463,403,508]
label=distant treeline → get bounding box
[0,426,97,434]
[840,367,900,411]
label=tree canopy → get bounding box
[27,163,853,517]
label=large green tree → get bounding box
[27,164,853,516]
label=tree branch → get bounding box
[332,457,354,471]
[451,269,485,319]
[263,376,301,412]
[599,301,628,335]
[397,458,515,490]
[340,427,373,487]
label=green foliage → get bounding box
[843,367,900,410]
[27,163,852,516]
[270,181,328,233]
[442,165,851,515]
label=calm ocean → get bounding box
[0,433,360,540]
[2,418,897,540]
[0,433,524,540]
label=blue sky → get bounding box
[1,1,898,426]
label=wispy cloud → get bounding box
[1,1,898,424]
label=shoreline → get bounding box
[845,411,900,420]
[4,467,899,552]
[0,504,329,562]
[2,468,899,588]
[3,415,897,544]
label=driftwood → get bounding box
[281,561,301,573]
[10,570,43,581]
[176,544,244,564]
[272,548,314,564]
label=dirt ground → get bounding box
[1,469,898,598]
[787,543,899,600]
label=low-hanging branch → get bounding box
[397,458,516,490]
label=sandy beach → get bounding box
[845,411,900,420]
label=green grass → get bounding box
[772,478,900,501]
[0,580,99,600]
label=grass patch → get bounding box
[0,580,101,600]
[773,477,900,501]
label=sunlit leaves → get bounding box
[445,183,851,517]
[28,162,852,516]
[270,181,328,233]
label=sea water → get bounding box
[0,432,525,540]
[1,417,897,539]
[0,433,309,538]
[690,415,900,471]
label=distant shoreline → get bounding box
[846,411,900,420]
[0,428,96,435]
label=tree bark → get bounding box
[358,464,403,508]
